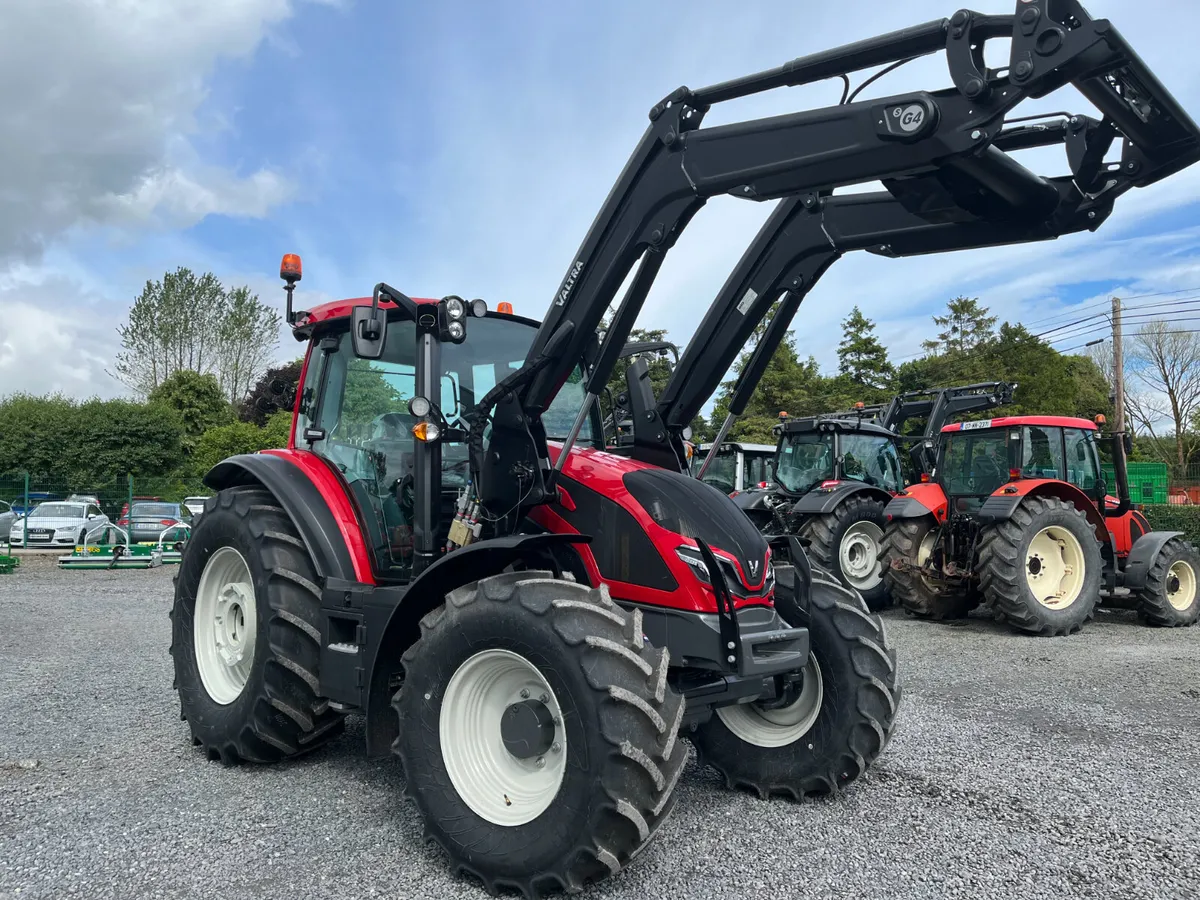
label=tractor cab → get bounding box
[290,294,598,581]
[773,417,905,499]
[935,416,1105,514]
[694,442,776,495]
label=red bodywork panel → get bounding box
[531,443,771,614]
[1104,507,1151,557]
[892,481,949,522]
[941,415,1098,433]
[296,296,439,331]
[991,477,1109,543]
[259,448,377,585]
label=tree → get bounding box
[113,267,281,402]
[217,287,284,404]
[921,296,997,355]
[240,359,305,426]
[148,370,235,453]
[837,306,894,396]
[191,422,274,477]
[1125,320,1200,474]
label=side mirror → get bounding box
[1123,432,1134,455]
[351,306,386,359]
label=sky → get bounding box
[2,0,1199,419]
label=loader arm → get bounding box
[471,0,1199,513]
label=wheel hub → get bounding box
[501,698,557,759]
[839,521,884,590]
[1025,526,1085,610]
[214,584,251,667]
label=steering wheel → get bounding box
[972,453,1005,487]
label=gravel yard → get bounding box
[2,556,1198,900]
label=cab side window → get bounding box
[1064,428,1100,492]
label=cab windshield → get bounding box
[301,313,592,579]
[697,448,738,494]
[940,429,1011,497]
[775,433,834,494]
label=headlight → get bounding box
[445,296,465,320]
[674,546,711,584]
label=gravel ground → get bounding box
[2,556,1199,900]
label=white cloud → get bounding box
[0,0,316,260]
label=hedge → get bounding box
[1141,505,1200,545]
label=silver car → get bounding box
[9,501,109,547]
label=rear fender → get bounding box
[204,450,369,583]
[362,532,593,758]
[884,482,948,523]
[976,479,1108,543]
[790,481,893,516]
[1121,530,1185,590]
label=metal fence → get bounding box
[0,473,210,549]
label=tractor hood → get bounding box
[542,443,772,608]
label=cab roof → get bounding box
[292,296,534,337]
[941,415,1098,433]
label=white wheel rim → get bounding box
[715,653,823,748]
[193,547,257,705]
[1167,560,1197,611]
[839,521,884,590]
[1025,526,1086,610]
[439,649,567,826]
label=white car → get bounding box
[9,501,109,547]
[0,500,16,541]
[182,496,210,519]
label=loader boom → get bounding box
[470,0,1199,521]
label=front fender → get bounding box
[205,450,367,583]
[362,532,593,758]
[884,482,948,522]
[1121,530,1186,590]
[790,481,893,516]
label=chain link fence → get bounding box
[0,472,210,549]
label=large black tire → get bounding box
[689,574,899,799]
[170,486,345,764]
[1136,536,1200,628]
[881,516,977,620]
[977,495,1102,636]
[799,496,890,611]
[394,571,686,898]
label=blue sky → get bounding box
[2,0,1199,419]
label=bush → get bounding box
[1141,505,1200,544]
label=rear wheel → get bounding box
[689,575,899,798]
[799,495,889,610]
[394,572,686,897]
[977,496,1101,636]
[1136,537,1200,627]
[881,516,976,620]
[170,486,345,763]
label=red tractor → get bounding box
[169,3,1198,895]
[881,415,1200,634]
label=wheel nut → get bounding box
[536,757,546,768]
[539,693,549,704]
[551,742,561,753]
[520,689,530,699]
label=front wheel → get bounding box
[689,576,899,798]
[394,572,686,896]
[881,516,977,620]
[1136,537,1200,627]
[799,495,890,610]
[170,486,345,763]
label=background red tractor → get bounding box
[881,415,1200,635]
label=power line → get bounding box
[1036,295,1200,338]
[1059,328,1200,354]
[1047,307,1200,344]
[1019,285,1200,329]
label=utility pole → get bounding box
[1112,296,1125,433]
